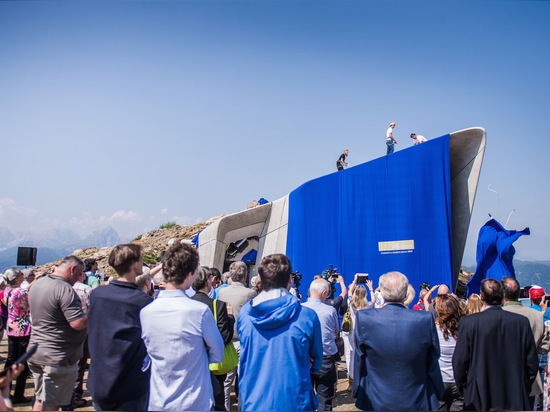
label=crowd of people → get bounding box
[1,245,550,411]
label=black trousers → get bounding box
[438,383,464,411]
[212,372,227,411]
[74,337,89,398]
[311,355,337,411]
[5,335,30,399]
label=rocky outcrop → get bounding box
[32,220,214,279]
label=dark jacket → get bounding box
[353,303,444,411]
[87,280,153,404]
[192,291,235,345]
[452,306,538,411]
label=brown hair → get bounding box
[108,244,142,275]
[353,285,368,310]
[435,294,462,340]
[258,254,292,291]
[162,243,199,285]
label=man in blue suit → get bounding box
[353,271,444,411]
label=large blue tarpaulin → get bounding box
[286,134,453,297]
[467,218,530,296]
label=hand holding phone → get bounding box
[0,344,37,377]
[356,273,369,284]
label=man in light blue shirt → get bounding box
[302,279,339,411]
[140,243,224,411]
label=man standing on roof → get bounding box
[386,122,397,154]
[337,149,349,171]
[410,133,428,145]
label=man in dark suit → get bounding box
[452,278,539,411]
[353,271,444,411]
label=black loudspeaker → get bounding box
[17,247,37,266]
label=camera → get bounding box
[420,282,430,291]
[520,285,532,299]
[356,273,369,284]
[291,271,302,288]
[291,271,302,300]
[320,264,340,284]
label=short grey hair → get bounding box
[229,261,248,282]
[379,271,409,303]
[135,273,151,291]
[309,279,330,297]
[152,271,166,285]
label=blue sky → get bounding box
[1,0,549,262]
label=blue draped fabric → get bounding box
[241,249,258,263]
[191,230,201,248]
[467,218,530,296]
[286,134,453,299]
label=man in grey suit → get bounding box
[502,276,549,407]
[218,261,256,411]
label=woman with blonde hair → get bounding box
[342,274,374,390]
[467,293,482,314]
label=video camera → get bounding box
[319,264,341,299]
[291,271,302,300]
[320,264,340,284]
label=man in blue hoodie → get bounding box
[237,254,323,411]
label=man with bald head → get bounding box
[353,271,443,411]
[423,283,450,319]
[28,255,88,411]
[303,279,339,410]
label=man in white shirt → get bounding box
[140,243,224,411]
[386,122,397,154]
[410,133,428,145]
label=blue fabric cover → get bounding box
[286,134,453,297]
[467,218,530,296]
[241,249,257,263]
[258,197,269,205]
[191,230,201,248]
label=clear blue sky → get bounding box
[1,0,549,262]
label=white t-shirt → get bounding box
[386,127,393,140]
[415,135,427,144]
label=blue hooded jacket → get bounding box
[237,293,323,411]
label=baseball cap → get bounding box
[529,286,545,301]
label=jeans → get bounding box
[93,392,148,411]
[311,355,337,411]
[386,140,394,154]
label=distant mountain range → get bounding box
[0,226,124,272]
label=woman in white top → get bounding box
[342,275,374,390]
[434,294,464,411]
